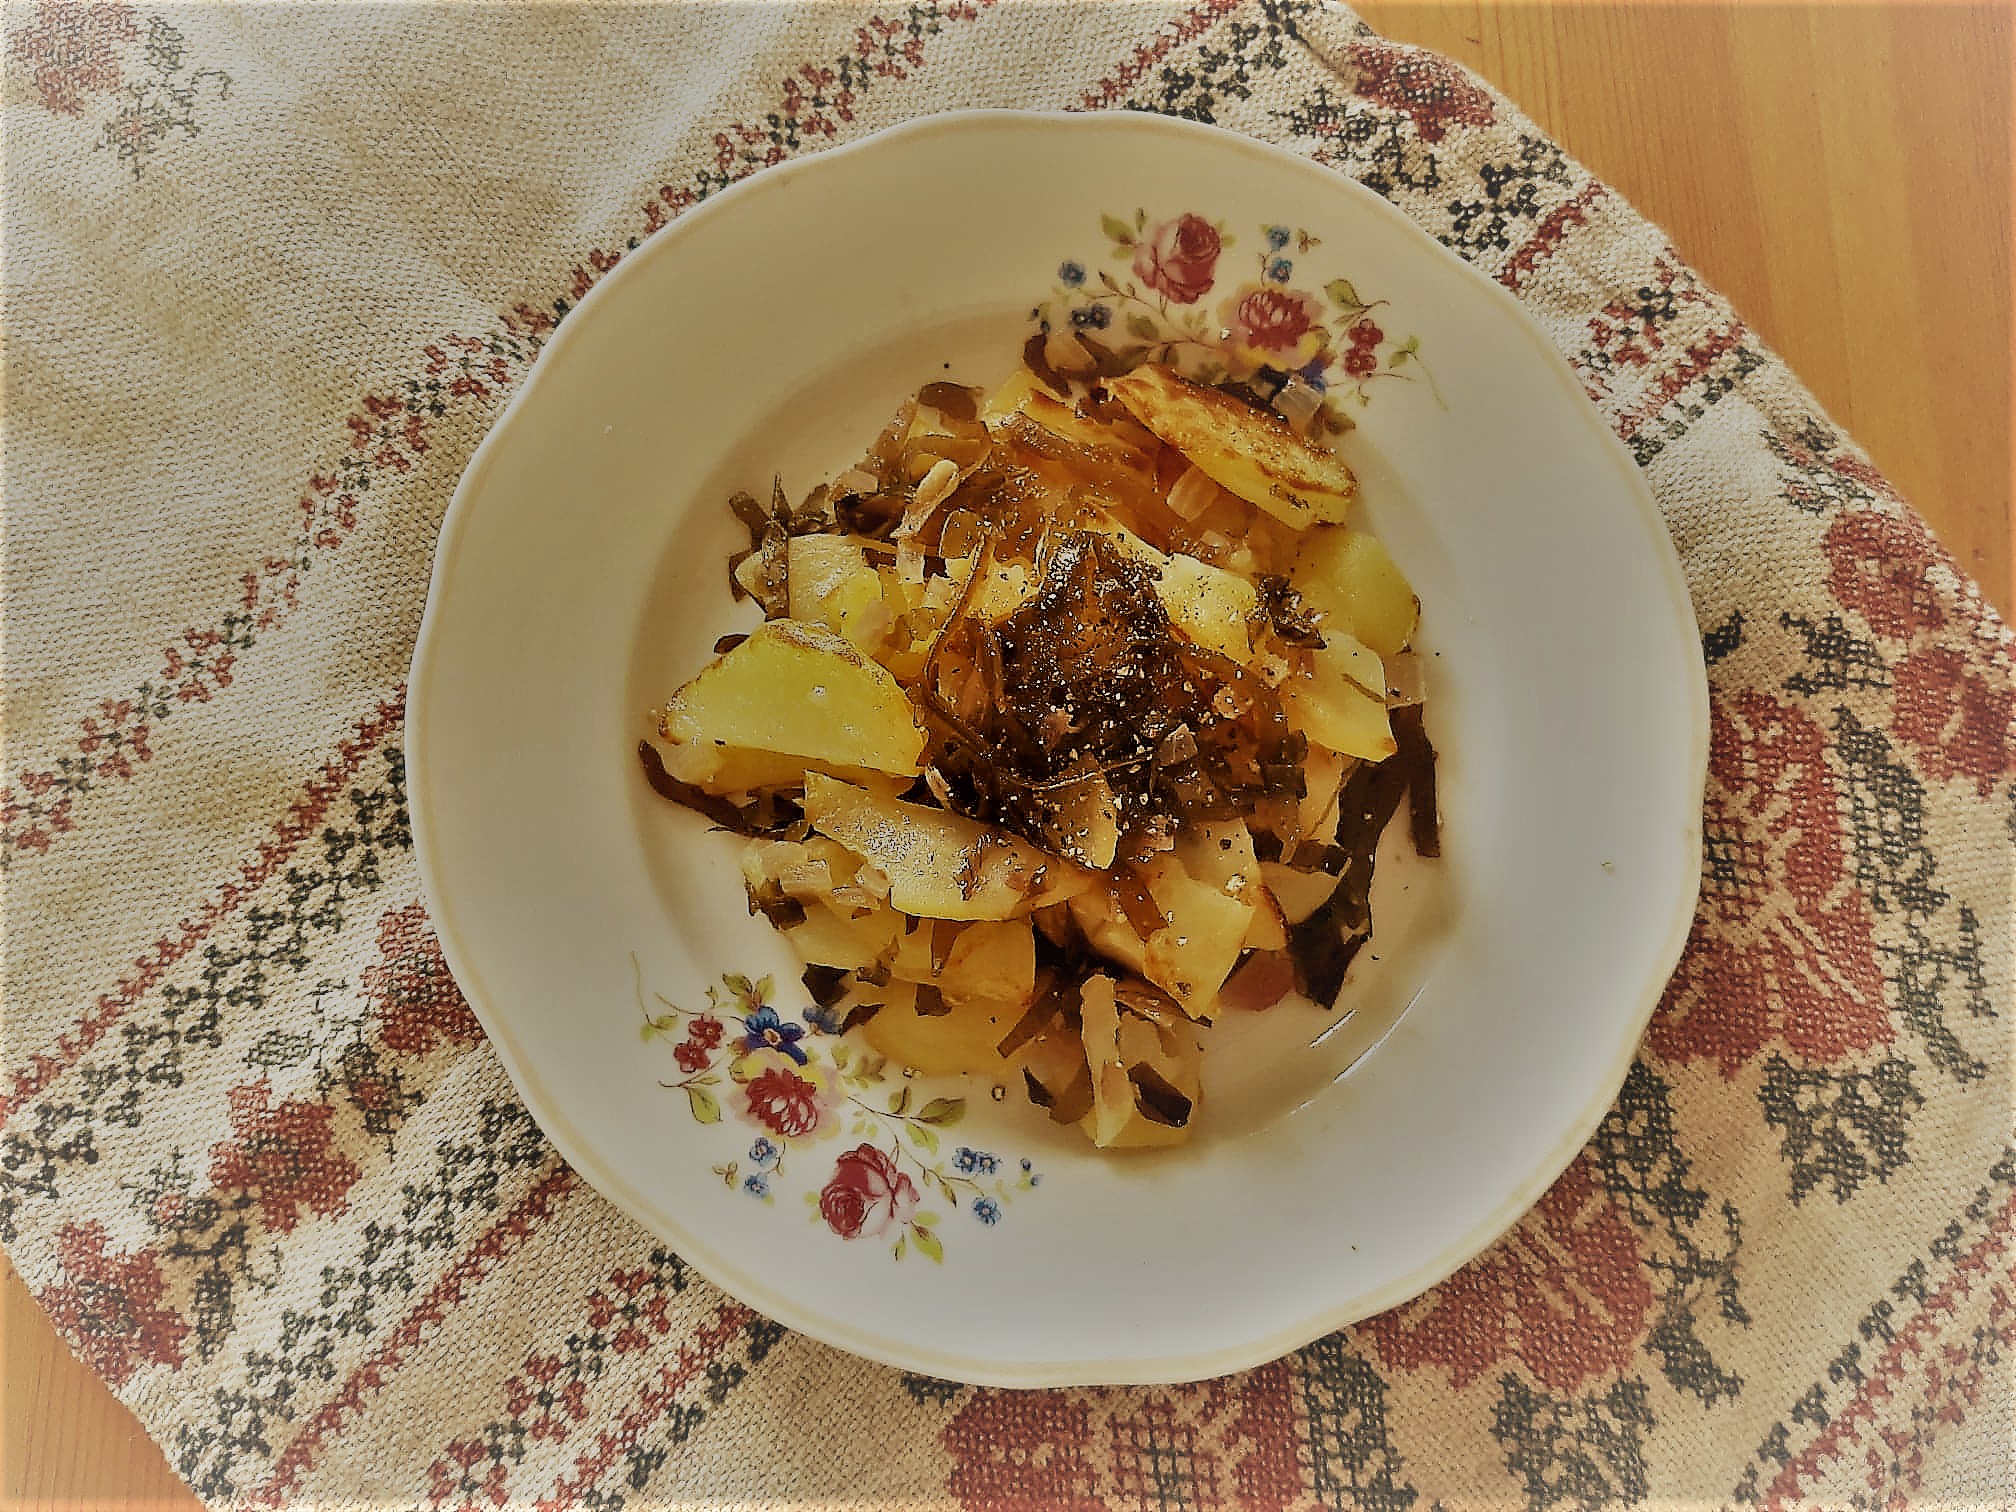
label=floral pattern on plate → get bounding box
[635,961,1038,1262]
[1036,209,1441,435]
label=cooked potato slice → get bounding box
[1036,764,1121,870]
[1260,860,1343,924]
[1139,854,1254,1020]
[938,919,1038,1012]
[1067,887,1150,978]
[1296,745,1352,843]
[1155,552,1259,662]
[1078,976,1204,1149]
[981,366,1059,421]
[787,535,889,651]
[944,554,1037,625]
[657,739,903,795]
[660,620,926,777]
[1291,527,1418,658]
[1282,631,1396,762]
[860,980,1017,1077]
[1175,820,1286,952]
[781,900,903,972]
[1107,364,1357,529]
[802,773,1093,920]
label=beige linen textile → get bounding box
[3,2,2011,1507]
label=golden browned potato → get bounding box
[1107,364,1357,529]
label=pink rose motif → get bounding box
[1218,284,1330,374]
[819,1144,919,1240]
[1132,213,1222,304]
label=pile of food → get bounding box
[642,350,1437,1149]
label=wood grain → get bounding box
[1354,0,2012,611]
[3,7,2008,1510]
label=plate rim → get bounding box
[408,106,1709,1387]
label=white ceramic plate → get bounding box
[409,110,1706,1386]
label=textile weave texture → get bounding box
[3,2,2010,1507]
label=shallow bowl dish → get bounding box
[408,109,1707,1386]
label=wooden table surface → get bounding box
[3,5,2009,1508]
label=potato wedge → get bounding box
[802,773,1093,920]
[1291,527,1418,658]
[1107,364,1357,529]
[660,620,926,777]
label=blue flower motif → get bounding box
[748,1138,779,1167]
[1070,303,1111,331]
[1058,260,1086,286]
[972,1197,1001,1225]
[741,1006,808,1064]
[1297,355,1329,393]
[954,1146,1000,1176]
[1265,224,1291,250]
[1266,257,1293,284]
[802,1004,846,1036]
[743,1173,770,1198]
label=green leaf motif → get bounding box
[1325,278,1364,312]
[911,1224,945,1264]
[914,1210,940,1227]
[1124,313,1159,342]
[889,1085,911,1116]
[917,1097,965,1127]
[1133,207,1148,231]
[1102,213,1135,246]
[686,1086,721,1124]
[893,1232,908,1260]
[905,1122,940,1156]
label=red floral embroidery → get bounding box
[209,1082,361,1233]
[1363,1160,1651,1392]
[7,0,137,116]
[1826,510,1946,640]
[1344,39,1495,143]
[943,1365,1307,1512]
[1891,644,2015,798]
[362,901,484,1057]
[38,1221,188,1386]
[1652,691,1890,1073]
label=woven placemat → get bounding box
[4,2,2009,1506]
